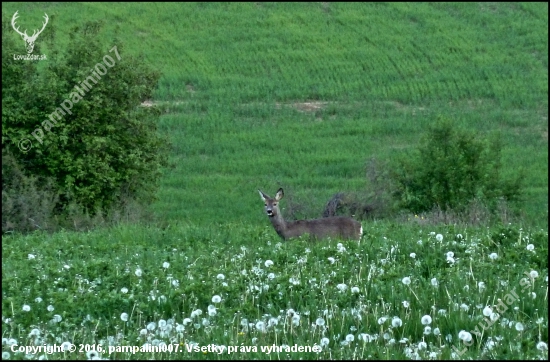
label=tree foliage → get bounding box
[391,118,523,214]
[2,16,168,223]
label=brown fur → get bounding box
[258,188,362,241]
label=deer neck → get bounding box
[269,212,288,239]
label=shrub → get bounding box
[2,17,168,224]
[390,117,523,215]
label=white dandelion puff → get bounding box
[421,315,432,325]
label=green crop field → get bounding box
[2,2,548,360]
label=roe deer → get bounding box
[258,188,363,241]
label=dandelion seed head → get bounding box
[392,317,402,327]
[421,315,432,325]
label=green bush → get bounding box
[390,118,523,215]
[2,17,168,220]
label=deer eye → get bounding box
[273,203,277,206]
[264,203,267,206]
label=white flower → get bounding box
[47,305,54,312]
[292,314,300,326]
[60,342,72,351]
[458,330,472,342]
[217,273,225,280]
[346,334,354,342]
[483,306,493,317]
[86,350,100,359]
[529,270,539,279]
[410,253,416,258]
[536,341,548,351]
[431,278,438,287]
[28,254,36,260]
[489,253,498,260]
[526,244,534,251]
[267,272,275,280]
[268,317,278,327]
[120,313,129,322]
[52,314,62,323]
[135,268,142,277]
[327,257,335,264]
[190,309,202,318]
[515,322,524,331]
[212,295,222,303]
[351,286,360,293]
[183,318,192,325]
[416,341,426,350]
[34,297,42,303]
[446,251,454,258]
[402,277,411,285]
[121,287,128,294]
[378,316,388,324]
[436,234,443,242]
[402,300,410,308]
[320,337,330,346]
[337,283,348,292]
[421,315,432,325]
[264,260,274,267]
[392,317,402,327]
[433,327,441,336]
[316,318,325,326]
[162,262,170,269]
[22,305,31,312]
[478,281,486,290]
[424,326,432,335]
[147,322,156,330]
[256,321,266,333]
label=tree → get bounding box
[2,16,168,223]
[391,117,522,215]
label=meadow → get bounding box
[2,2,548,360]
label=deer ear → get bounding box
[275,188,284,200]
[258,190,268,201]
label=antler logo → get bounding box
[11,11,49,54]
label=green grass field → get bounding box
[2,2,548,360]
